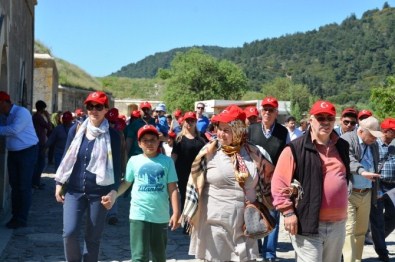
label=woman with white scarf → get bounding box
[54,91,121,262]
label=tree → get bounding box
[370,76,395,119]
[159,48,248,112]
[261,78,314,117]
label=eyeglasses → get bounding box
[197,107,204,110]
[262,107,276,113]
[86,103,104,111]
[343,120,357,126]
[314,115,336,122]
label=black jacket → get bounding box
[288,130,350,235]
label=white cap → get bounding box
[155,103,166,112]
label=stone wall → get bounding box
[33,54,58,113]
[0,0,37,220]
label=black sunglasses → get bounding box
[86,103,104,111]
[262,107,276,113]
[343,120,357,126]
[315,115,336,122]
[186,118,196,123]
[197,107,204,110]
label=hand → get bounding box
[55,184,65,204]
[361,171,381,181]
[168,213,180,231]
[101,190,117,210]
[284,214,298,235]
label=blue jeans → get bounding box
[7,144,38,224]
[261,209,280,259]
[63,192,108,262]
[370,181,395,257]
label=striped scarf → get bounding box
[180,139,274,232]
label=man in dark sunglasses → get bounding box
[195,102,209,134]
[271,100,350,262]
[335,108,358,136]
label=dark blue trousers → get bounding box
[7,144,38,224]
[370,181,395,257]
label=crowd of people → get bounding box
[0,90,394,262]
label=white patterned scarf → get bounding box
[55,118,114,186]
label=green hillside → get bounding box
[111,46,235,78]
[112,5,395,104]
[34,40,102,91]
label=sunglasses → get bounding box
[197,107,204,110]
[315,115,336,122]
[186,118,196,123]
[343,120,357,126]
[262,107,276,113]
[86,103,104,111]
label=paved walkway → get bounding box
[0,170,394,261]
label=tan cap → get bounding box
[359,116,382,138]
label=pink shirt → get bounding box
[272,136,348,222]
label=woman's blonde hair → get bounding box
[176,120,199,143]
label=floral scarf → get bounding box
[180,119,274,232]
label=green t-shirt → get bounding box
[125,153,178,223]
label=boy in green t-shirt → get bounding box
[102,124,180,261]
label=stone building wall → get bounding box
[0,0,37,220]
[33,53,58,113]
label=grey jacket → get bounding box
[341,129,379,204]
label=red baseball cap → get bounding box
[114,118,126,131]
[105,108,119,122]
[140,101,152,110]
[261,96,278,108]
[168,131,177,139]
[309,100,336,116]
[183,111,197,120]
[341,107,358,118]
[119,114,126,121]
[0,91,10,101]
[75,108,84,116]
[174,109,182,118]
[84,91,109,107]
[137,125,159,140]
[211,105,246,123]
[358,109,373,120]
[62,111,73,123]
[131,110,141,118]
[381,118,395,130]
[244,106,259,118]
